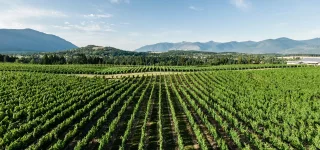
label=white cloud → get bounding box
[189,6,203,11]
[4,7,67,19]
[110,0,119,3]
[84,14,113,18]
[0,5,67,31]
[50,11,68,17]
[231,0,251,10]
[110,0,130,4]
[128,32,141,36]
[53,21,116,32]
[309,29,320,36]
[52,25,71,30]
[275,22,288,27]
[151,30,192,37]
[120,22,130,25]
[0,1,136,50]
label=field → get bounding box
[0,63,303,75]
[0,64,320,150]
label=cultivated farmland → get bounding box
[0,66,320,150]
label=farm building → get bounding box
[287,61,302,65]
[287,57,320,65]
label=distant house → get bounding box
[302,61,319,65]
[287,61,302,65]
[286,57,320,65]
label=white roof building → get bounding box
[287,57,320,65]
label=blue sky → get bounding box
[0,0,320,50]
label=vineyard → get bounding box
[0,66,320,150]
[0,63,305,75]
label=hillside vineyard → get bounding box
[0,67,320,150]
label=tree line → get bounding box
[11,54,285,66]
[0,54,18,63]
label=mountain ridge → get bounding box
[135,37,320,54]
[0,28,78,54]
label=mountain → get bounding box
[135,37,320,54]
[301,38,320,45]
[51,45,141,56]
[134,42,175,52]
[0,29,77,54]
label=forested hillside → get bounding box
[5,45,292,65]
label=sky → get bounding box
[0,0,320,50]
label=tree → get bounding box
[29,58,36,64]
[3,55,9,62]
[41,54,49,64]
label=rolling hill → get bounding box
[135,37,320,54]
[0,29,77,54]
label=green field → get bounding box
[0,63,305,75]
[0,64,319,150]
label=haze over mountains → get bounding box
[135,38,320,54]
[1,28,320,54]
[0,29,77,54]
